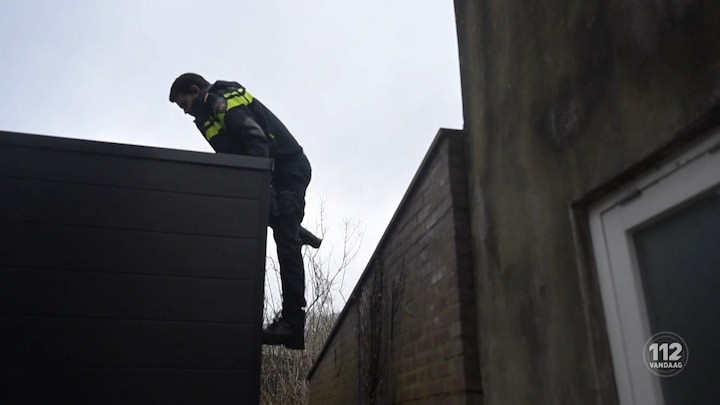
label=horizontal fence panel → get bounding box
[0,144,270,198]
[0,177,263,237]
[0,267,258,322]
[0,367,255,405]
[1,316,256,368]
[0,222,261,279]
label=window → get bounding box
[589,131,720,405]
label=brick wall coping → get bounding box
[307,127,464,380]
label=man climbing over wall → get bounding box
[169,73,320,350]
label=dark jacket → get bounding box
[190,80,303,161]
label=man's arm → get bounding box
[221,107,270,158]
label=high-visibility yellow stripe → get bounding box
[226,91,254,109]
[205,121,223,140]
[203,89,255,141]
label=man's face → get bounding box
[174,85,200,116]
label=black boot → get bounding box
[262,312,305,350]
[299,226,322,249]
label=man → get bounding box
[169,73,319,350]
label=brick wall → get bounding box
[308,129,482,404]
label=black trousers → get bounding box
[268,152,311,321]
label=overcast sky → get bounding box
[0,0,462,307]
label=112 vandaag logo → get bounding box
[643,332,688,377]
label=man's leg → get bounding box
[269,188,321,249]
[263,153,312,350]
[264,209,306,349]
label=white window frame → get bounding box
[589,130,720,405]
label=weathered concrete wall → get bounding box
[308,130,482,404]
[454,0,720,403]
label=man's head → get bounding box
[169,73,210,115]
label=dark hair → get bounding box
[169,73,210,102]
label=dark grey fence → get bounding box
[0,131,271,404]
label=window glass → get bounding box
[633,189,720,405]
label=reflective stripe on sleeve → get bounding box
[202,89,255,141]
